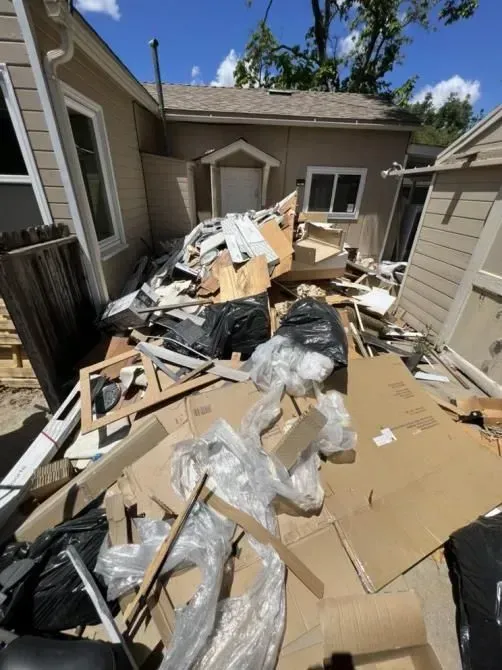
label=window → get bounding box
[0,64,51,232]
[304,167,367,219]
[63,84,126,258]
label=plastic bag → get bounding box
[249,334,333,396]
[276,298,348,368]
[1,508,112,633]
[311,384,357,456]
[198,293,270,359]
[445,514,502,670]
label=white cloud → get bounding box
[337,30,360,57]
[76,0,120,19]
[190,65,202,85]
[412,75,481,108]
[210,49,238,87]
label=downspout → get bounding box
[149,38,169,155]
[41,0,109,306]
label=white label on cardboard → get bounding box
[373,428,397,447]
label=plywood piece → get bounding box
[219,255,271,301]
[260,218,294,279]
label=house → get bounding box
[395,105,502,396]
[1,0,418,311]
[146,83,419,261]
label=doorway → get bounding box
[220,167,261,214]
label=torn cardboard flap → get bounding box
[272,406,326,471]
[320,592,443,669]
[322,354,502,592]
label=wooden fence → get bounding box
[0,232,100,410]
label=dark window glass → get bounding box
[68,110,114,241]
[0,88,27,175]
[308,173,334,211]
[332,174,361,214]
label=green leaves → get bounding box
[236,0,479,102]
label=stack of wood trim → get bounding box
[0,298,38,389]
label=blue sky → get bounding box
[77,0,500,113]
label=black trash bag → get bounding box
[276,298,348,368]
[445,515,502,670]
[1,508,115,633]
[198,292,270,360]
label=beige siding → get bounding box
[30,0,155,297]
[141,153,193,240]
[460,121,502,155]
[399,166,502,335]
[133,102,164,154]
[167,121,409,258]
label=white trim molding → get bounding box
[200,138,280,167]
[62,82,127,259]
[0,63,52,226]
[303,166,367,220]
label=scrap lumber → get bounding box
[219,255,271,302]
[136,342,249,383]
[260,216,294,280]
[16,416,168,541]
[0,381,81,525]
[79,349,219,434]
[124,472,208,628]
[349,323,368,359]
[137,299,212,314]
[201,488,324,599]
[272,407,326,471]
[174,359,214,384]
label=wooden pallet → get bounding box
[0,299,39,388]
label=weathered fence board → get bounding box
[0,234,99,409]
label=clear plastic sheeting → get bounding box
[249,334,333,396]
[96,336,355,670]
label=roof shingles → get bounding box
[144,83,419,126]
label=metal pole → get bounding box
[149,38,169,155]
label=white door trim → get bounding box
[0,63,52,226]
[12,0,108,307]
[439,183,502,345]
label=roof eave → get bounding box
[163,110,417,131]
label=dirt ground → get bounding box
[0,387,49,480]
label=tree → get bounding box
[407,93,483,146]
[235,0,478,97]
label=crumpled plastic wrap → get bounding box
[96,336,355,670]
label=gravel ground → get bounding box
[0,387,49,479]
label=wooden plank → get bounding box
[202,488,324,599]
[124,472,208,627]
[0,377,39,388]
[0,366,36,379]
[219,255,271,302]
[80,362,219,434]
[105,491,129,547]
[260,217,294,279]
[175,360,214,384]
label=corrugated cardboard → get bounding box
[456,396,502,427]
[16,416,168,541]
[294,222,344,265]
[322,354,502,591]
[187,380,300,453]
[320,592,443,669]
[282,249,348,281]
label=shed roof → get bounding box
[144,84,419,128]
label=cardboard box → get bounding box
[319,592,443,669]
[186,380,300,453]
[294,222,344,265]
[101,283,158,329]
[282,249,348,281]
[322,354,502,591]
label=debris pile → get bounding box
[1,190,502,668]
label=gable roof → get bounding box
[144,84,419,130]
[436,104,502,163]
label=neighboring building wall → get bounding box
[399,166,502,335]
[133,101,164,155]
[167,121,409,258]
[460,122,502,155]
[29,0,153,297]
[0,0,69,228]
[141,153,194,241]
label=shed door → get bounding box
[446,191,502,386]
[220,167,261,214]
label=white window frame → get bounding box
[0,63,52,224]
[62,83,126,259]
[303,166,367,219]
